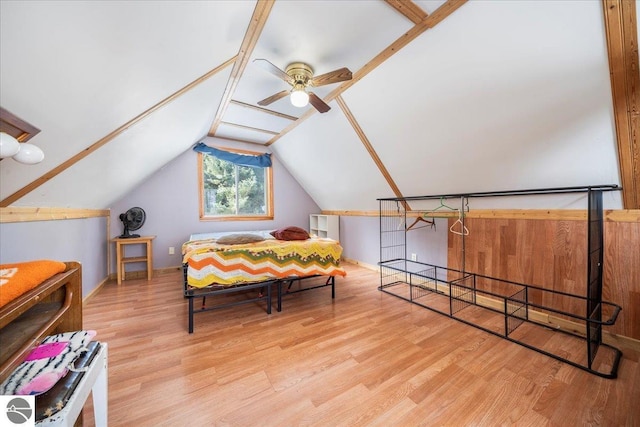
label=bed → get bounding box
[182,228,347,333]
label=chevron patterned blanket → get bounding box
[182,236,346,288]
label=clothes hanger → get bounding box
[406,215,435,231]
[449,208,469,235]
[424,197,458,218]
[407,196,458,230]
[396,201,405,230]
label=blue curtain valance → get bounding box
[193,142,272,168]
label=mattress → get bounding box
[182,231,346,288]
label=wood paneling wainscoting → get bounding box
[604,221,640,339]
[448,215,640,341]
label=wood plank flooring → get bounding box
[81,263,639,426]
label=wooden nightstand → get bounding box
[111,235,155,285]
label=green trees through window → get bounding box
[200,151,272,219]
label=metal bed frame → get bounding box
[183,264,336,333]
[378,184,624,378]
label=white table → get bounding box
[36,343,108,427]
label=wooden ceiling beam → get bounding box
[384,0,428,24]
[210,135,270,147]
[265,0,467,146]
[0,206,109,223]
[229,100,298,121]
[336,95,410,210]
[602,0,640,209]
[220,121,279,135]
[0,56,236,207]
[207,1,274,137]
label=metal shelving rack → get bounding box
[378,185,623,378]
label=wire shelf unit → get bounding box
[378,185,623,379]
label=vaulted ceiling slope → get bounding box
[0,1,634,210]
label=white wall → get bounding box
[281,1,623,211]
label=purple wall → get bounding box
[406,218,449,280]
[340,215,448,274]
[109,138,321,274]
[0,217,108,298]
[0,135,448,299]
[339,216,379,266]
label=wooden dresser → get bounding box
[0,261,83,382]
[0,261,108,426]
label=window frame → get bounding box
[198,146,274,221]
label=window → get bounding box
[198,146,273,220]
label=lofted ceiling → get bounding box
[0,1,633,210]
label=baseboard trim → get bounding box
[83,277,109,305]
[472,293,640,352]
[107,266,183,282]
[342,257,379,272]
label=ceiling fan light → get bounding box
[12,143,44,164]
[0,132,21,158]
[290,88,309,108]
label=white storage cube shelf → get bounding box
[310,214,339,241]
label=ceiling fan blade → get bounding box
[308,92,331,113]
[257,90,290,106]
[309,67,353,87]
[253,59,294,85]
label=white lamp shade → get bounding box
[13,143,44,164]
[290,89,309,107]
[0,132,21,158]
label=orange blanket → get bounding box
[0,260,67,307]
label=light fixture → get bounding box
[13,143,45,164]
[290,83,309,108]
[0,132,20,158]
[0,131,44,164]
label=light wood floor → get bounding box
[81,263,639,426]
